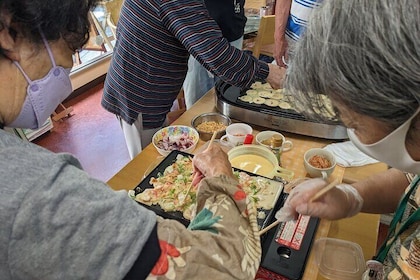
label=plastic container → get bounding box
[314,237,366,280]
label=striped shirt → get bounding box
[102,0,269,128]
[286,0,322,41]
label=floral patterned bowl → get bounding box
[152,125,199,156]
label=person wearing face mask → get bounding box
[7,32,73,129]
[0,1,263,279]
[280,0,420,278]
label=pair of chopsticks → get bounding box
[181,131,218,204]
[258,178,339,236]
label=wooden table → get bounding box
[107,89,386,279]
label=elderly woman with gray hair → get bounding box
[282,0,420,278]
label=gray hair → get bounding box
[285,0,420,127]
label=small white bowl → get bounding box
[152,125,199,156]
[303,148,336,179]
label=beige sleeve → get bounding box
[149,175,261,280]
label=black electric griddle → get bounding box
[215,80,348,140]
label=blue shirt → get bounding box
[286,0,322,41]
[102,0,269,128]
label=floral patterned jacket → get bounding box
[148,175,261,279]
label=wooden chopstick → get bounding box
[258,178,340,236]
[182,131,218,204]
[182,180,194,204]
[206,131,218,152]
[309,178,339,203]
[258,220,280,236]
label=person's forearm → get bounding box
[274,0,292,39]
[353,168,409,214]
[274,0,292,64]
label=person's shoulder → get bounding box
[0,130,84,193]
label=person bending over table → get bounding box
[101,0,286,159]
[183,0,246,109]
[282,0,420,278]
[0,0,262,279]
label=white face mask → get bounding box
[347,107,420,174]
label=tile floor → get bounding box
[34,81,130,182]
[33,81,388,252]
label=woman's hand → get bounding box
[191,144,234,185]
[283,178,364,220]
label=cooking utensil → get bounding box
[181,131,218,204]
[309,178,339,203]
[259,178,339,236]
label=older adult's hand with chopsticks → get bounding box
[283,178,364,220]
[192,144,235,186]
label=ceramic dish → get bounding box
[228,145,294,180]
[152,125,199,156]
[303,148,336,179]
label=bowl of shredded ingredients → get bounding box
[191,112,232,141]
[303,148,336,179]
[152,125,199,156]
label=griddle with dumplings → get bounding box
[215,81,348,140]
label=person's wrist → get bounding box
[336,184,364,217]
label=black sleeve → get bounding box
[123,224,161,280]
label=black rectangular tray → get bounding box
[260,194,319,280]
[133,150,285,229]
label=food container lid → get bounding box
[314,237,366,280]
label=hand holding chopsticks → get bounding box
[181,131,218,204]
[258,178,340,236]
[308,178,339,203]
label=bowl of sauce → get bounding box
[228,145,294,180]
